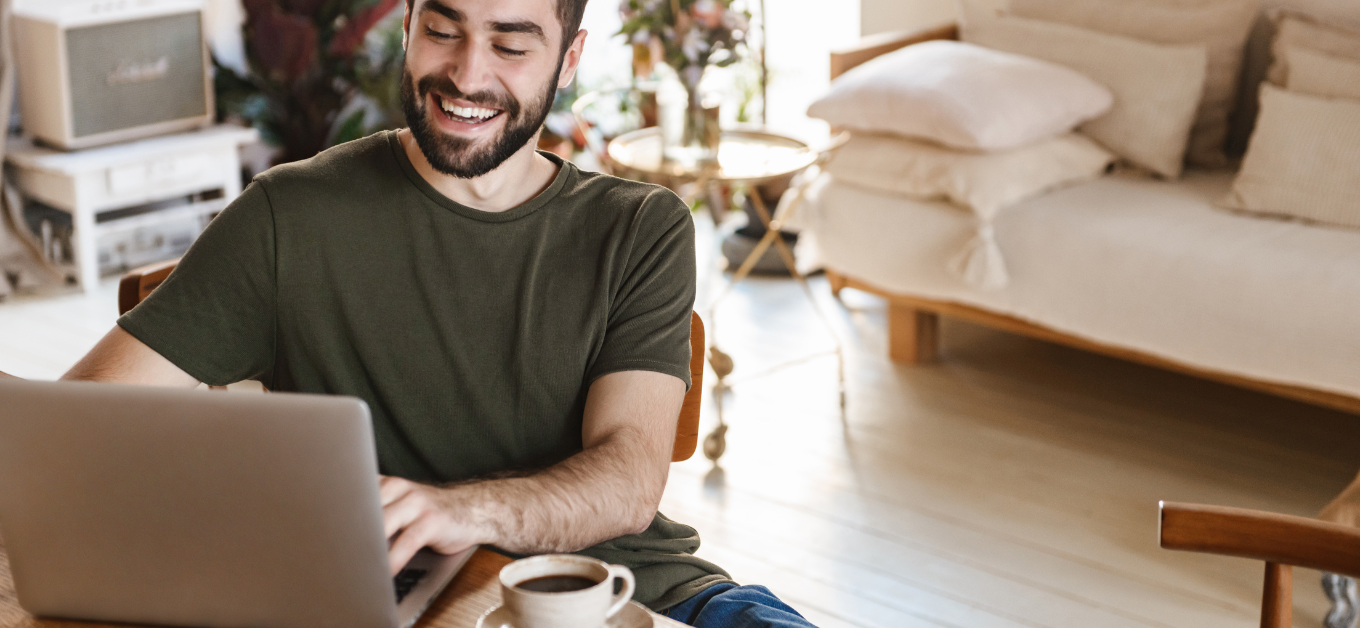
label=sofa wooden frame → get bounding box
[825,23,1360,417]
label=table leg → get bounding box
[726,228,779,286]
[1325,573,1359,628]
[749,192,847,418]
[706,187,848,451]
[72,206,99,294]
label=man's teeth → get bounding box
[439,100,498,121]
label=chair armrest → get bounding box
[829,22,959,81]
[1160,501,1360,578]
[118,258,180,315]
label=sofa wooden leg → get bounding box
[827,269,848,298]
[888,302,939,364]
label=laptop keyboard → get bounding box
[393,568,429,603]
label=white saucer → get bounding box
[476,600,655,628]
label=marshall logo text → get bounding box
[106,57,170,86]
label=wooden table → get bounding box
[0,546,685,628]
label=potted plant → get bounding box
[215,0,402,164]
[618,0,750,164]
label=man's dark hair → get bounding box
[406,0,589,55]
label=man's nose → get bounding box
[446,41,496,97]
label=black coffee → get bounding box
[515,575,600,593]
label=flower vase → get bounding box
[662,66,720,167]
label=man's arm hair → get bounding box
[458,369,680,550]
[383,369,683,564]
[62,326,199,387]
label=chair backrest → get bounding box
[1160,501,1360,628]
[119,261,705,462]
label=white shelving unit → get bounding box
[4,124,259,293]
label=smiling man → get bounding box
[57,0,816,626]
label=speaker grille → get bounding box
[66,12,208,140]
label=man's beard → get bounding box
[400,60,560,179]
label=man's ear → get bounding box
[557,29,589,89]
[402,1,413,50]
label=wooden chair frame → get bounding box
[120,260,706,462]
[1161,501,1360,627]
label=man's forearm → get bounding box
[446,429,666,554]
[379,370,683,572]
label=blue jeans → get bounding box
[664,582,818,628]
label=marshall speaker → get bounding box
[12,0,213,150]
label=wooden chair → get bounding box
[119,260,706,462]
[1160,501,1360,627]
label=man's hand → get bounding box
[380,476,484,575]
[378,370,684,568]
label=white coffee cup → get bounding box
[499,554,635,628]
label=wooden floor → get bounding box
[2,221,1357,627]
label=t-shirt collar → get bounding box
[387,130,572,223]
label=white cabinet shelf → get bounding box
[4,125,259,292]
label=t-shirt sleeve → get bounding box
[588,188,697,389]
[117,180,277,386]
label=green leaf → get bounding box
[617,15,651,37]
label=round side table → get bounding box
[606,127,818,186]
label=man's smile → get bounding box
[433,94,505,128]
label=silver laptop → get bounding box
[0,379,472,628]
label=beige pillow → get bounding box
[1008,0,1258,168]
[805,40,1113,151]
[962,14,1207,179]
[825,132,1114,219]
[825,131,1114,290]
[1223,85,1360,229]
[1285,47,1360,101]
[1267,12,1360,86]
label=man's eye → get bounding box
[496,46,527,57]
[426,27,456,40]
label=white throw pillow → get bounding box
[1267,12,1360,86]
[1285,47,1360,101]
[1007,0,1257,169]
[825,131,1114,290]
[962,14,1208,179]
[825,132,1114,220]
[805,40,1113,151]
[1223,85,1360,230]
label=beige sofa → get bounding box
[800,19,1360,418]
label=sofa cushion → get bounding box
[1223,85,1360,230]
[1007,0,1258,169]
[823,131,1115,289]
[826,132,1114,219]
[1227,2,1360,155]
[1284,46,1360,100]
[797,170,1360,398]
[961,13,1207,179]
[806,40,1113,151]
[1267,11,1360,85]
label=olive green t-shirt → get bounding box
[117,131,731,611]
